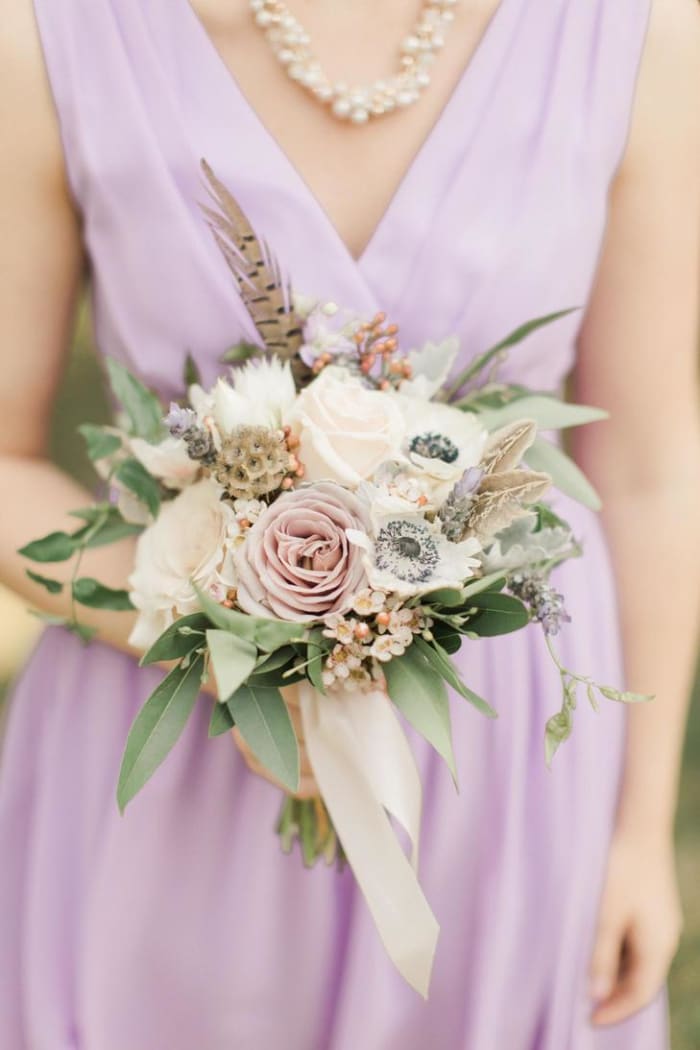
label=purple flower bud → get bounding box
[164,403,197,438]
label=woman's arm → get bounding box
[0,0,145,652]
[571,0,700,1026]
[0,0,319,797]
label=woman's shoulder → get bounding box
[617,0,700,183]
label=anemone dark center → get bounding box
[409,431,459,464]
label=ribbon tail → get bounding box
[298,681,439,998]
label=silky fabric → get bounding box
[0,0,668,1046]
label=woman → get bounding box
[0,0,698,1046]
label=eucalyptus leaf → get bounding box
[442,308,579,400]
[194,585,258,639]
[105,358,165,442]
[414,636,497,718]
[305,629,329,695]
[72,577,135,611]
[384,645,458,785]
[140,613,209,665]
[253,618,310,652]
[18,530,77,564]
[208,700,235,737]
[117,654,205,811]
[26,569,64,595]
[421,587,466,608]
[524,437,601,511]
[473,395,608,433]
[227,683,300,793]
[466,592,530,636]
[115,458,161,517]
[206,629,258,702]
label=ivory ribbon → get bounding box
[297,680,440,998]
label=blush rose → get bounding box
[234,481,371,622]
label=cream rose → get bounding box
[290,368,405,487]
[128,478,239,649]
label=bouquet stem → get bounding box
[276,795,347,871]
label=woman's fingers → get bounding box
[591,922,675,1026]
[589,911,625,1006]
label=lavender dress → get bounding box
[0,1,668,1047]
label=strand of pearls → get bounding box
[249,0,460,124]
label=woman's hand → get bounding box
[589,829,683,1026]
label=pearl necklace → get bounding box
[249,0,460,124]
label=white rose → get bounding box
[127,478,239,649]
[130,436,200,490]
[290,368,406,488]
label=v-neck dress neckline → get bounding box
[176,0,520,291]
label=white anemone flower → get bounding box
[398,337,460,400]
[347,513,482,598]
[393,397,488,502]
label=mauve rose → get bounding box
[234,482,371,622]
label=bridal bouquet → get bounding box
[19,161,650,995]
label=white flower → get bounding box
[127,478,240,649]
[209,358,297,433]
[351,588,387,616]
[130,436,200,490]
[347,512,482,598]
[398,337,460,400]
[290,367,405,487]
[394,396,488,502]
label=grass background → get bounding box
[0,310,698,1046]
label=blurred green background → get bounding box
[0,307,698,1046]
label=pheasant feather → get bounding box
[199,158,306,365]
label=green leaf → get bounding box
[460,572,507,600]
[192,584,308,650]
[430,621,462,654]
[206,629,258,702]
[26,569,63,594]
[193,585,259,639]
[72,577,134,610]
[544,707,574,768]
[599,686,654,704]
[183,352,201,388]
[140,613,209,665]
[115,458,161,517]
[524,437,601,511]
[227,684,300,793]
[18,530,77,563]
[82,508,143,549]
[421,587,466,607]
[254,647,297,675]
[384,644,458,785]
[105,358,164,442]
[533,502,569,532]
[208,699,235,737]
[305,629,329,695]
[78,423,123,462]
[466,592,530,636]
[473,395,608,433]
[221,341,262,364]
[117,654,204,811]
[414,636,497,718]
[253,618,310,652]
[442,308,580,400]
